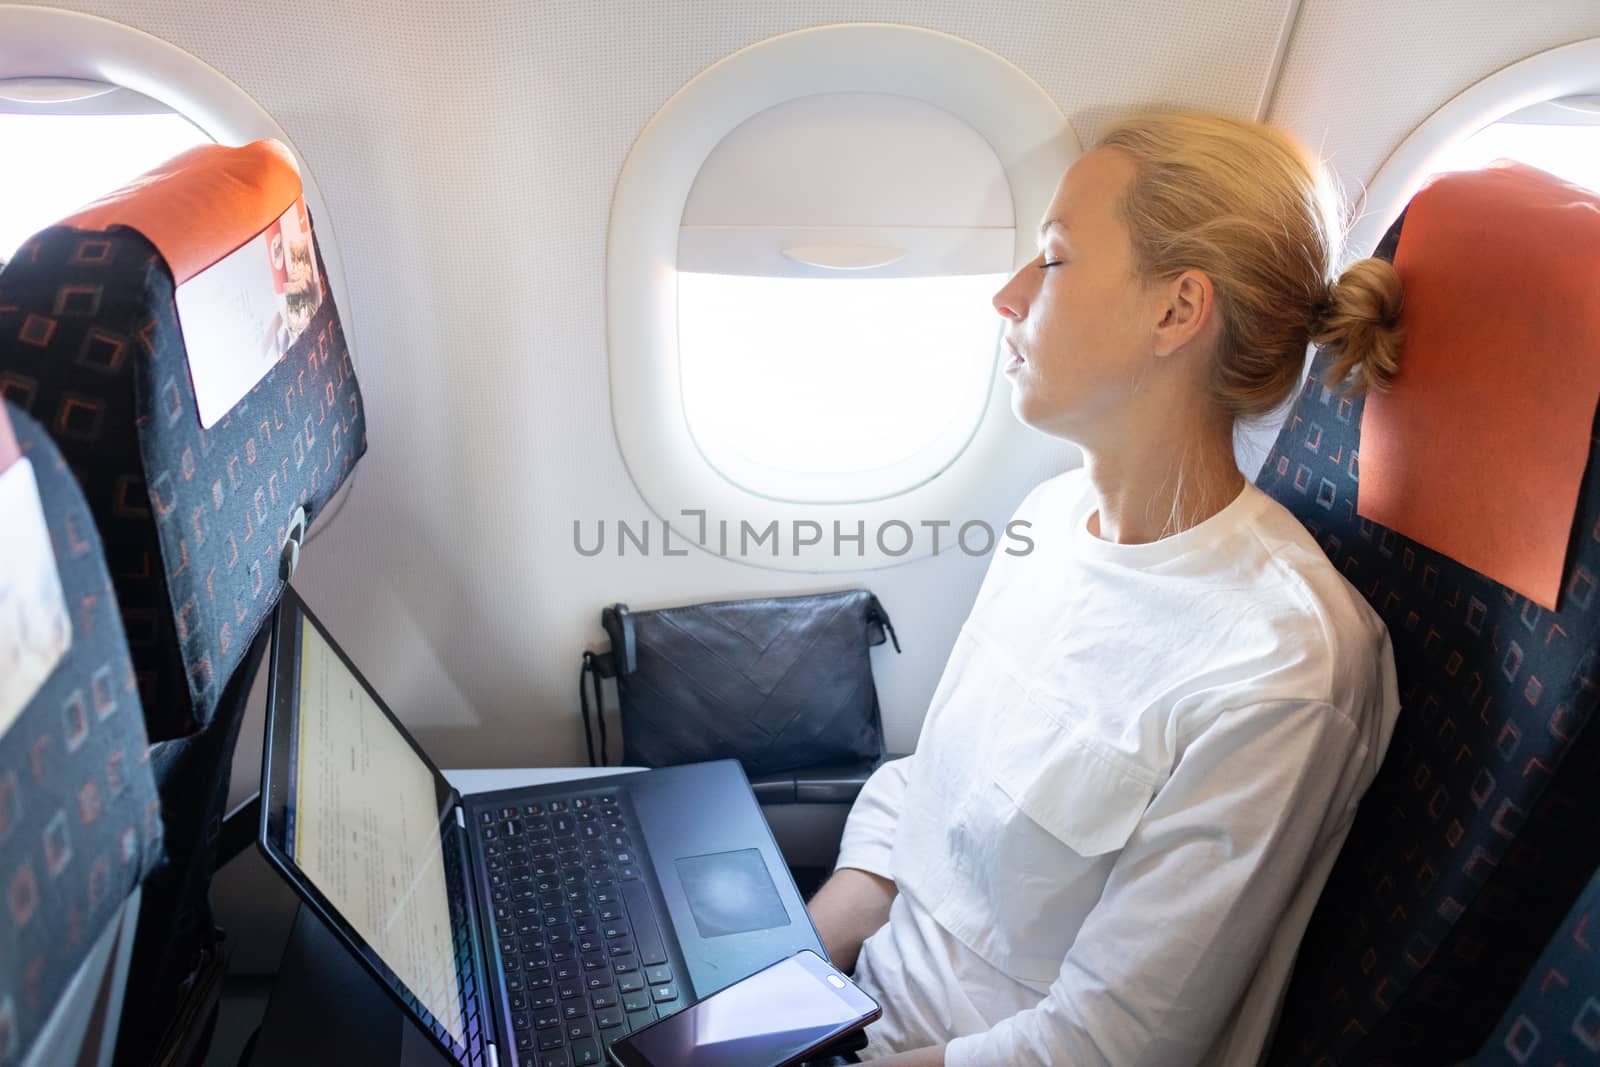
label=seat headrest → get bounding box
[1356,160,1600,609]
[60,139,302,286]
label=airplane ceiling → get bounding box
[16,0,1600,780]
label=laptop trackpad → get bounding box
[675,849,792,938]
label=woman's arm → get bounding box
[806,867,898,974]
[805,754,915,972]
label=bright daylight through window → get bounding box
[0,110,210,261]
[678,270,1006,501]
[1432,115,1600,193]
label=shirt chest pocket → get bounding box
[974,693,1160,982]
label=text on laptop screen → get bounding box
[290,616,466,1044]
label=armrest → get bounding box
[749,754,911,807]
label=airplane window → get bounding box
[1431,99,1600,193]
[675,92,1013,505]
[0,82,211,261]
[607,25,1076,568]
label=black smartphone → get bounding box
[607,949,881,1067]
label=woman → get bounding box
[805,110,1404,1067]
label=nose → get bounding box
[993,262,1029,320]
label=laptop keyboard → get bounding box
[478,791,685,1067]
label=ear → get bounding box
[1151,270,1216,359]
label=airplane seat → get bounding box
[0,400,165,1067]
[0,140,368,1065]
[1256,163,1600,1065]
[1469,847,1600,1064]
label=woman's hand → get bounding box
[805,866,898,974]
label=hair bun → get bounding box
[1311,257,1405,394]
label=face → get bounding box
[992,147,1168,441]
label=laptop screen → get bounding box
[288,617,467,1042]
[261,588,483,1063]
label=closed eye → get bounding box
[1038,260,1062,270]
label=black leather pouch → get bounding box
[580,589,900,776]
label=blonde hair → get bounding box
[1094,110,1404,417]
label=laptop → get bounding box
[258,585,830,1067]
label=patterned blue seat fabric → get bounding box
[0,224,365,740]
[0,185,367,1062]
[1259,210,1600,1065]
[1471,856,1600,1064]
[0,402,163,1064]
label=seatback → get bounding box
[1259,193,1600,1063]
[1468,858,1600,1065]
[0,140,365,741]
[0,400,163,1066]
[0,140,368,1064]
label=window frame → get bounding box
[0,78,172,115]
[1350,37,1600,260]
[607,23,1079,572]
[0,6,357,363]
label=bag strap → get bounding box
[580,651,612,766]
[583,602,636,768]
[867,594,902,653]
[602,603,637,674]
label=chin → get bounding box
[1008,384,1053,433]
[1010,385,1086,443]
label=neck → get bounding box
[1078,407,1244,545]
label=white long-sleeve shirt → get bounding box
[835,469,1399,1067]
